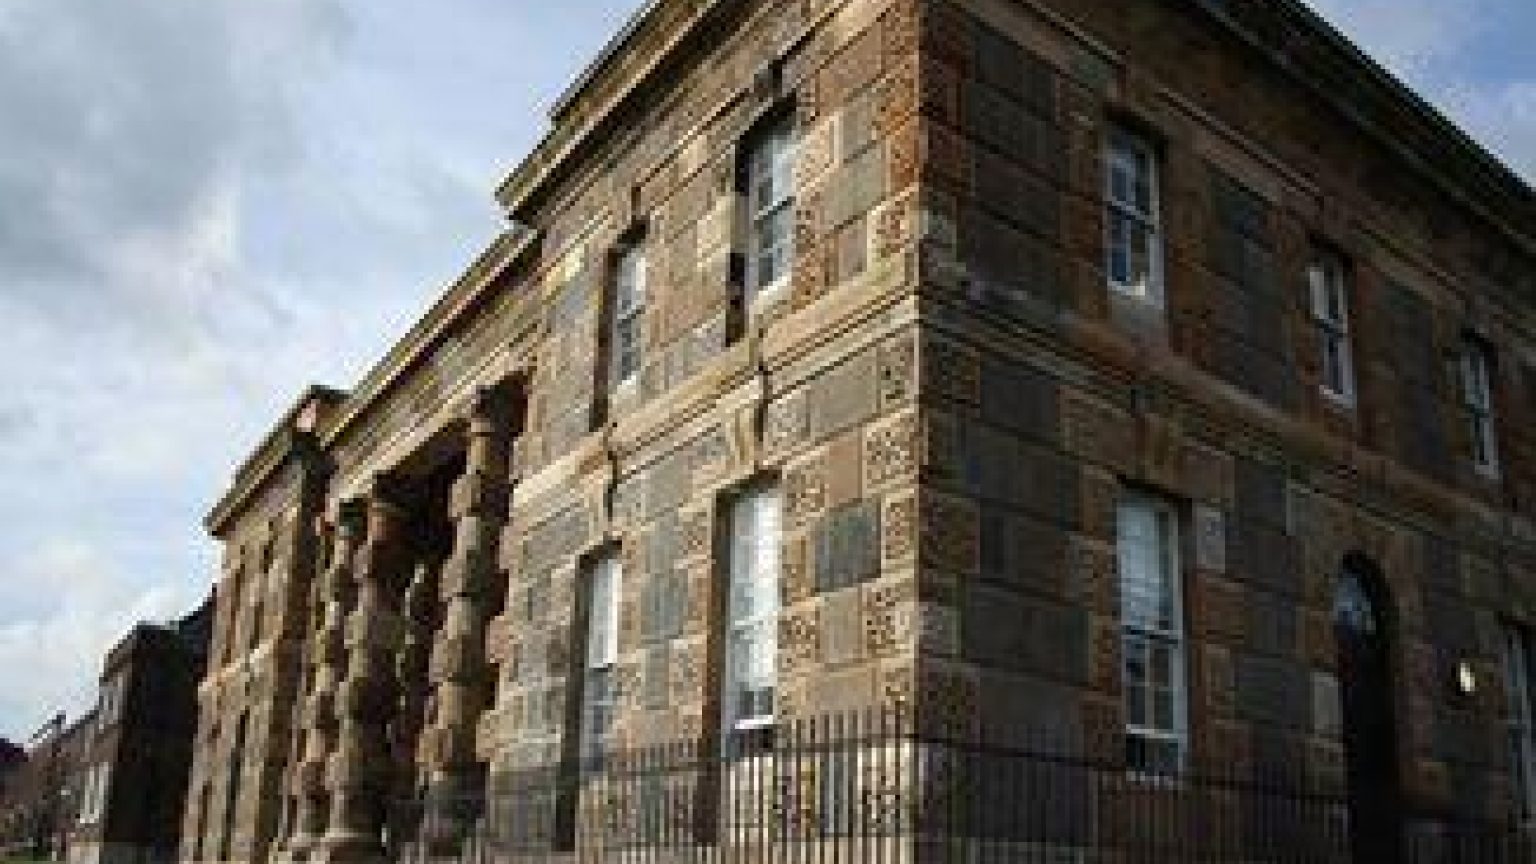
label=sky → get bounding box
[0,0,1530,742]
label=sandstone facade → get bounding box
[181,0,1534,862]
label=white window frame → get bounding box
[743,116,798,304]
[1104,129,1164,306]
[1505,625,1536,822]
[1116,493,1188,775]
[1308,252,1356,405]
[77,762,109,826]
[1462,338,1501,477]
[580,554,622,763]
[723,483,782,736]
[609,246,646,391]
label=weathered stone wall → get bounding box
[485,0,926,773]
[183,445,326,864]
[185,0,1535,860]
[915,0,1535,823]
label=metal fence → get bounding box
[394,710,1533,864]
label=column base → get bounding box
[270,834,316,864]
[304,834,386,864]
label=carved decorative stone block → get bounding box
[785,453,829,529]
[881,492,917,567]
[765,390,810,458]
[863,409,919,490]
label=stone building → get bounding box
[181,0,1534,862]
[1,714,96,860]
[69,601,213,864]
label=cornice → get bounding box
[319,226,539,452]
[494,0,740,218]
[205,385,346,537]
[499,0,1530,249]
[1176,0,1533,249]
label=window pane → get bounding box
[587,556,620,667]
[726,484,782,730]
[1118,496,1186,768]
[746,119,797,296]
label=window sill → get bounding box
[1319,387,1356,412]
[1106,282,1166,309]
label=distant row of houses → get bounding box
[0,598,211,864]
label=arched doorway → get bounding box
[1333,557,1404,863]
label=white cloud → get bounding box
[1304,0,1482,77]
[0,540,194,736]
[0,0,643,740]
[1304,0,1534,181]
[1440,78,1536,180]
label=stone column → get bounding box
[387,557,442,847]
[285,502,365,859]
[315,480,414,864]
[420,387,513,851]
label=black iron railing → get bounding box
[394,711,1533,864]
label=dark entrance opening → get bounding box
[1333,556,1404,864]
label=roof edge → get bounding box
[204,384,346,536]
[498,0,1531,241]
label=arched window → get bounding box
[1333,566,1380,635]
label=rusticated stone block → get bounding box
[670,639,705,705]
[823,430,863,508]
[1201,576,1246,643]
[821,586,866,666]
[1194,505,1229,573]
[815,499,881,593]
[1067,535,1117,614]
[1089,615,1120,694]
[923,410,963,480]
[922,336,980,405]
[863,409,919,490]
[920,492,980,574]
[888,118,920,190]
[345,607,403,651]
[483,614,514,666]
[781,606,820,678]
[915,660,979,739]
[1059,388,1136,474]
[449,471,510,519]
[334,677,391,721]
[796,116,838,191]
[921,59,962,127]
[430,634,489,685]
[438,548,495,598]
[823,144,886,229]
[881,491,917,567]
[784,453,829,528]
[924,122,973,193]
[876,330,917,410]
[764,390,810,458]
[841,87,877,163]
[863,575,916,657]
[880,0,917,63]
[818,20,882,110]
[1204,644,1236,717]
[809,350,879,440]
[1234,654,1311,731]
[869,187,918,262]
[917,602,960,657]
[677,504,712,561]
[783,533,814,604]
